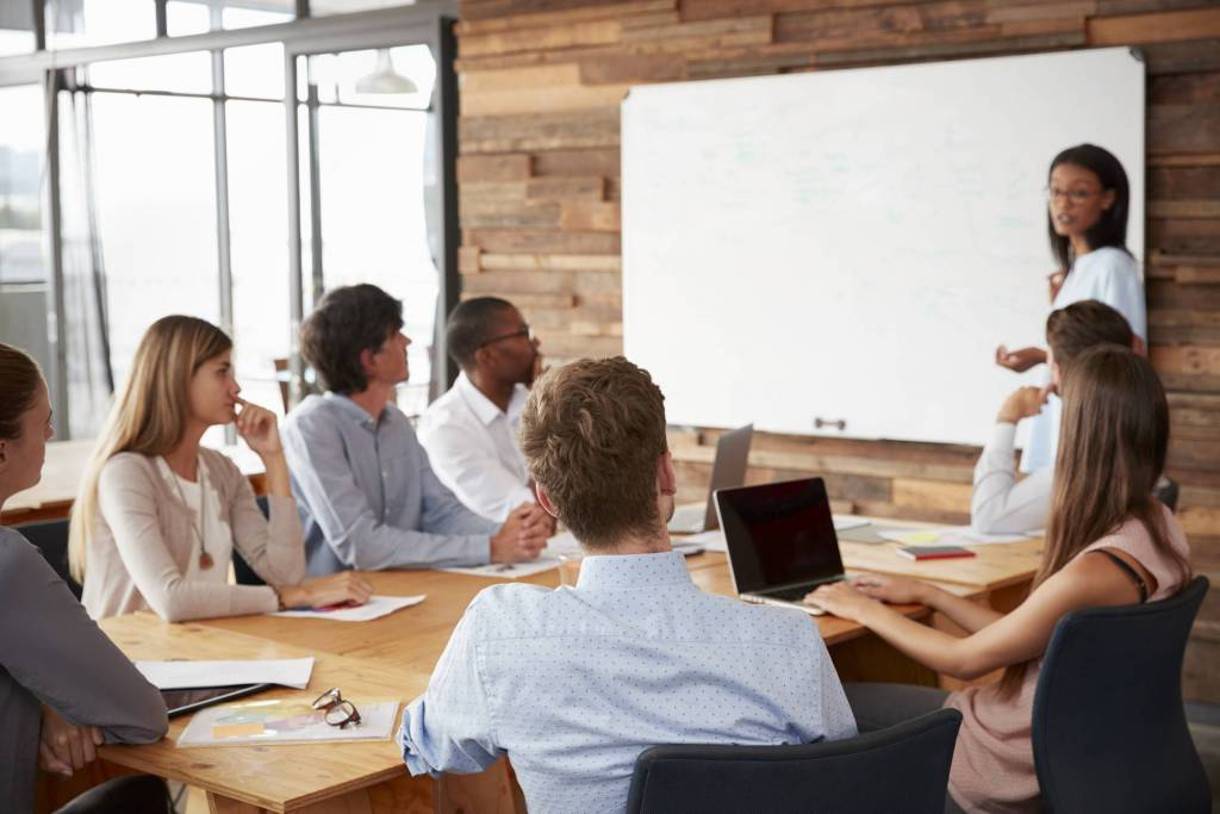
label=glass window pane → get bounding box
[223,6,292,29]
[225,43,284,100]
[0,3,37,55]
[227,100,290,412]
[307,46,435,111]
[90,93,219,386]
[166,1,292,33]
[0,85,46,285]
[310,0,411,14]
[87,51,214,94]
[46,0,155,49]
[315,105,437,415]
[166,1,210,36]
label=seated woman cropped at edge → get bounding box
[806,344,1190,814]
[0,341,168,813]
[70,315,372,622]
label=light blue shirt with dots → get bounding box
[399,550,857,813]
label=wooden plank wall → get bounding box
[452,0,1220,701]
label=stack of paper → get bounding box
[135,657,315,690]
[178,697,400,747]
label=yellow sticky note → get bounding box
[898,531,942,546]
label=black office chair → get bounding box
[1032,575,1210,814]
[232,496,271,586]
[625,708,962,814]
[16,518,81,599]
[54,775,173,813]
[1154,476,1180,513]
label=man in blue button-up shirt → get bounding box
[282,284,551,575]
[399,356,857,813]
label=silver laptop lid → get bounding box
[700,424,753,530]
[713,477,845,595]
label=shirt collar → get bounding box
[575,551,694,593]
[323,391,402,432]
[456,372,522,427]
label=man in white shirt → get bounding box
[418,297,543,522]
[400,356,857,813]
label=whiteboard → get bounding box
[622,47,1144,447]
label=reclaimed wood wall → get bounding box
[452,0,1220,700]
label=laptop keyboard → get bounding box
[763,577,845,603]
[767,585,814,602]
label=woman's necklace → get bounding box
[167,456,214,570]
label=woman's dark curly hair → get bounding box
[300,284,404,395]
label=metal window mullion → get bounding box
[306,76,323,305]
[433,17,459,393]
[154,0,168,38]
[285,51,305,405]
[210,7,236,442]
[42,69,70,437]
[31,0,45,51]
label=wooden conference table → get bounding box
[77,536,1042,814]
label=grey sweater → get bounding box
[0,526,168,812]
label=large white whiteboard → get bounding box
[622,47,1144,447]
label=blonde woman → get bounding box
[71,316,371,622]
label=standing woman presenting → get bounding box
[996,144,1145,472]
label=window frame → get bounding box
[0,1,459,437]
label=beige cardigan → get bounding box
[81,448,305,621]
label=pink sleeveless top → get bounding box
[944,505,1190,813]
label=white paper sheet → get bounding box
[682,529,727,552]
[270,594,426,622]
[135,657,315,690]
[833,516,870,531]
[878,526,1034,547]
[441,557,562,579]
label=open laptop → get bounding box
[714,477,846,617]
[668,424,753,534]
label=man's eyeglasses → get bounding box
[312,687,362,729]
[478,324,532,349]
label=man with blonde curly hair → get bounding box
[399,356,856,813]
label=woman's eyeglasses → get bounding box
[312,687,362,729]
[1045,187,1100,204]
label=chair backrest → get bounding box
[16,518,81,599]
[1154,476,1180,513]
[232,496,271,586]
[626,708,962,814]
[1032,575,1210,814]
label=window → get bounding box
[1,5,456,439]
[0,85,45,285]
[228,99,290,411]
[306,42,440,415]
[90,93,220,385]
[45,0,156,49]
[0,3,37,56]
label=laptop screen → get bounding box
[715,477,845,594]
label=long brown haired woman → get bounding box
[806,344,1190,814]
[0,342,168,811]
[70,316,371,622]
